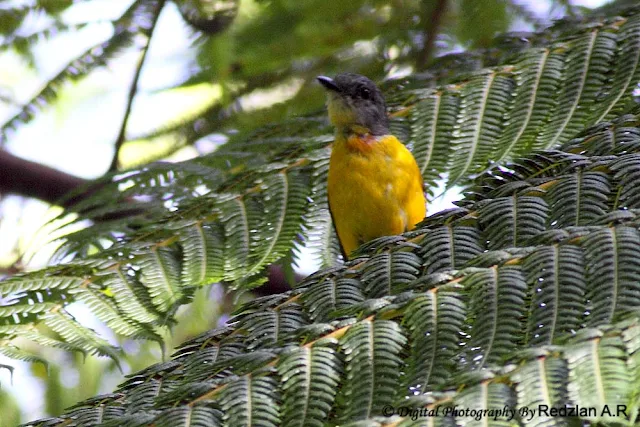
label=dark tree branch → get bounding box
[253,264,302,296]
[416,0,448,70]
[0,150,147,223]
[0,149,87,205]
[109,0,166,172]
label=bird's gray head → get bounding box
[317,73,389,136]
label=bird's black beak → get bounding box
[317,76,340,92]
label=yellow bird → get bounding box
[317,73,426,259]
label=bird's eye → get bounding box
[359,87,371,100]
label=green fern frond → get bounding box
[464,266,528,367]
[42,310,119,358]
[589,13,640,123]
[548,170,611,227]
[301,272,364,322]
[610,153,640,208]
[478,195,549,249]
[219,374,280,427]
[150,404,223,427]
[566,330,631,422]
[304,150,344,267]
[100,263,164,325]
[233,301,307,350]
[139,246,184,315]
[448,70,512,184]
[536,28,600,148]
[338,319,407,421]
[409,90,459,191]
[179,221,225,285]
[403,289,466,390]
[418,225,483,274]
[0,343,48,365]
[455,381,516,426]
[583,226,640,326]
[494,48,561,160]
[523,245,586,345]
[512,354,569,427]
[361,252,422,298]
[277,343,341,427]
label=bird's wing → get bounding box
[328,192,349,260]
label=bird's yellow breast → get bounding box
[327,133,426,257]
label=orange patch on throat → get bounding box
[346,133,377,152]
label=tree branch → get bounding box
[416,0,448,70]
[109,0,166,172]
[0,149,145,221]
[253,264,301,296]
[0,149,87,205]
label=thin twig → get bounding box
[109,0,166,172]
[416,0,448,70]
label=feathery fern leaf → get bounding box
[418,225,483,274]
[409,90,459,191]
[179,221,225,286]
[464,266,528,367]
[523,245,586,345]
[547,170,611,227]
[512,354,569,427]
[583,226,640,326]
[361,252,422,298]
[448,70,512,185]
[338,319,407,421]
[301,272,364,322]
[150,404,223,427]
[219,374,280,427]
[494,48,561,161]
[403,289,466,390]
[478,195,549,249]
[22,104,640,424]
[454,381,516,426]
[589,13,640,123]
[566,330,632,422]
[277,343,341,427]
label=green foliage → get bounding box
[3,1,640,425]
[20,104,640,425]
[4,5,639,366]
[0,388,21,427]
[278,344,341,426]
[457,0,509,48]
